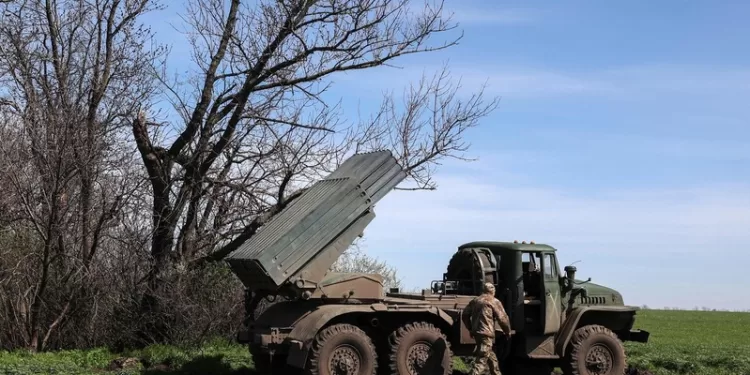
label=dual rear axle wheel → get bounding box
[304,321,453,375]
[261,322,626,375]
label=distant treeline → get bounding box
[639,306,750,312]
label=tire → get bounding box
[387,322,453,375]
[306,323,378,375]
[562,324,626,375]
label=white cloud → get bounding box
[448,8,535,25]
[408,1,536,25]
[367,175,750,248]
[337,65,612,98]
[511,130,750,163]
[358,156,750,309]
[336,63,750,101]
[459,69,613,97]
[597,64,750,94]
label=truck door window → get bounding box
[522,252,543,299]
[543,253,557,280]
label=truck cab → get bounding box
[437,241,650,373]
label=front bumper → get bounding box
[237,328,307,369]
[237,328,290,346]
[622,329,650,343]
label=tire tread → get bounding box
[306,323,378,375]
[387,321,453,375]
[563,324,626,375]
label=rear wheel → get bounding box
[387,322,452,375]
[306,323,378,375]
[562,324,626,375]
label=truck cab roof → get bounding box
[458,241,556,253]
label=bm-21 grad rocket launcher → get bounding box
[225,150,406,302]
[225,150,649,375]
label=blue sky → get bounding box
[146,1,750,310]
[356,0,750,310]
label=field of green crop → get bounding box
[622,309,750,375]
[1,309,748,375]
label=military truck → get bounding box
[226,150,649,375]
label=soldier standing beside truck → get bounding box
[464,282,512,375]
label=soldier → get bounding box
[463,282,512,375]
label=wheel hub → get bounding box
[329,345,361,375]
[585,344,614,374]
[406,342,432,374]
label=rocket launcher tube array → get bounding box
[225,150,407,294]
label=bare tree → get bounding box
[330,239,402,289]
[0,0,163,351]
[131,0,497,341]
[0,0,498,350]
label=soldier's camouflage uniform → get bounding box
[463,283,511,375]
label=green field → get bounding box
[1,309,748,375]
[622,309,750,375]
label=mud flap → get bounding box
[495,333,512,361]
[285,339,307,368]
[236,330,250,344]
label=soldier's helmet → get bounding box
[483,282,495,294]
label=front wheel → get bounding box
[562,324,626,375]
[306,323,378,375]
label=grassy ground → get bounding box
[0,338,255,375]
[623,310,750,375]
[1,309,748,375]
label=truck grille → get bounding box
[579,296,606,305]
